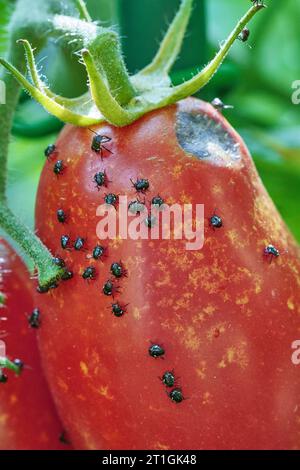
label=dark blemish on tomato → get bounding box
[176,111,241,165]
[28,308,41,329]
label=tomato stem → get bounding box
[74,0,92,23]
[0,205,64,288]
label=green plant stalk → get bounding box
[0,205,64,287]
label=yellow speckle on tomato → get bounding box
[80,361,89,376]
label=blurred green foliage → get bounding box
[4,0,300,245]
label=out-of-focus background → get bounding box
[3,0,300,244]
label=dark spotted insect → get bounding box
[74,237,85,251]
[103,280,119,297]
[111,303,127,318]
[104,193,118,207]
[264,244,280,262]
[211,98,233,111]
[92,245,105,260]
[209,213,223,229]
[94,171,109,189]
[37,281,58,294]
[53,160,65,176]
[145,215,156,228]
[169,388,184,404]
[0,372,8,383]
[128,199,146,215]
[161,370,176,388]
[238,27,250,42]
[152,196,165,208]
[110,262,127,279]
[59,431,71,446]
[44,144,56,160]
[131,178,150,193]
[61,235,71,250]
[90,129,112,159]
[61,270,73,281]
[149,343,165,358]
[52,257,66,268]
[82,266,96,281]
[28,308,41,329]
[57,209,67,224]
[13,358,24,373]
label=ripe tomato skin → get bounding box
[35,98,300,450]
[0,240,69,450]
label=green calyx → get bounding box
[0,0,265,128]
[0,0,265,289]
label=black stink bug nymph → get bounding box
[149,343,165,358]
[111,303,127,318]
[264,244,280,262]
[90,129,112,159]
[57,209,67,224]
[103,280,119,297]
[28,308,41,329]
[94,171,109,190]
[82,266,96,281]
[0,372,8,383]
[53,160,65,176]
[161,371,176,388]
[104,193,118,207]
[169,388,184,404]
[209,212,223,229]
[92,245,105,260]
[131,178,150,193]
[44,144,56,160]
[238,27,250,42]
[61,235,71,250]
[74,237,86,251]
[110,262,126,279]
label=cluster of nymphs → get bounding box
[149,343,185,404]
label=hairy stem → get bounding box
[0,204,64,287]
[74,0,92,22]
